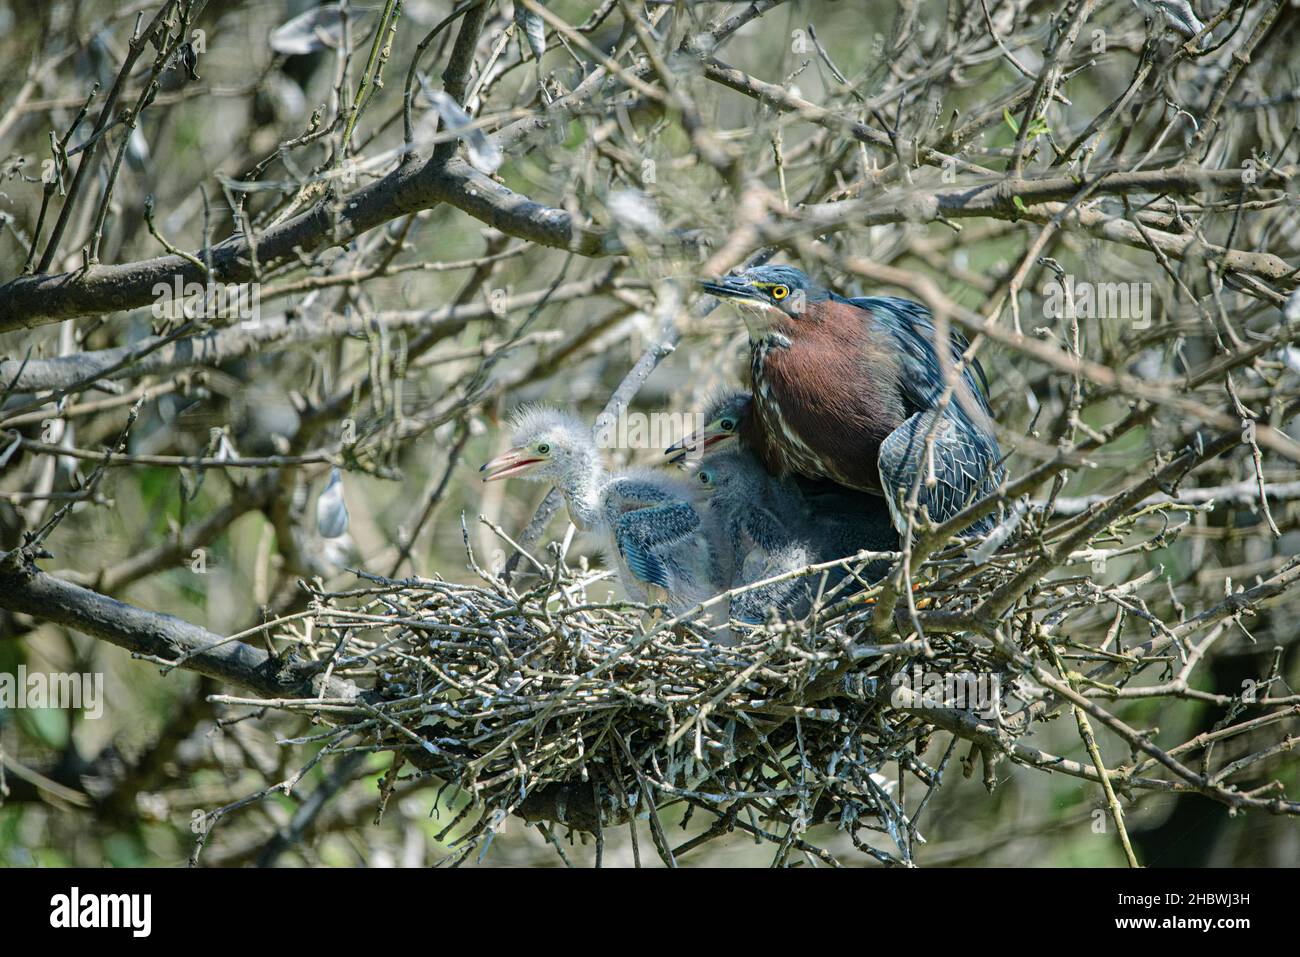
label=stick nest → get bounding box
[282,521,1070,867]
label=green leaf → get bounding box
[1013,196,1027,212]
[1002,108,1020,134]
[17,707,69,748]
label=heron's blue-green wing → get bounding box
[879,411,1003,533]
[614,502,702,589]
[847,295,993,419]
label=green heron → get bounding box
[699,266,1003,535]
[668,390,900,580]
[480,406,725,614]
[689,447,815,624]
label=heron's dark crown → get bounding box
[700,263,832,305]
[733,265,829,300]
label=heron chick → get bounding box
[668,390,901,590]
[480,406,725,616]
[689,447,816,625]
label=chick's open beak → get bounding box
[480,447,542,482]
[663,428,733,464]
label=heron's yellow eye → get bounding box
[771,285,790,301]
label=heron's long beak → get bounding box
[663,427,733,464]
[699,275,762,303]
[479,447,543,482]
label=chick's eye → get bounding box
[537,443,550,454]
[771,285,789,301]
[720,418,735,431]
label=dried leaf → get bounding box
[607,188,662,235]
[514,4,546,62]
[426,90,503,174]
[317,467,350,539]
[270,4,346,55]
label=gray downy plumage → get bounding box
[482,406,724,616]
[690,448,817,625]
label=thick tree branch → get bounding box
[0,557,361,701]
[0,156,610,333]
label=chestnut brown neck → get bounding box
[742,319,906,494]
